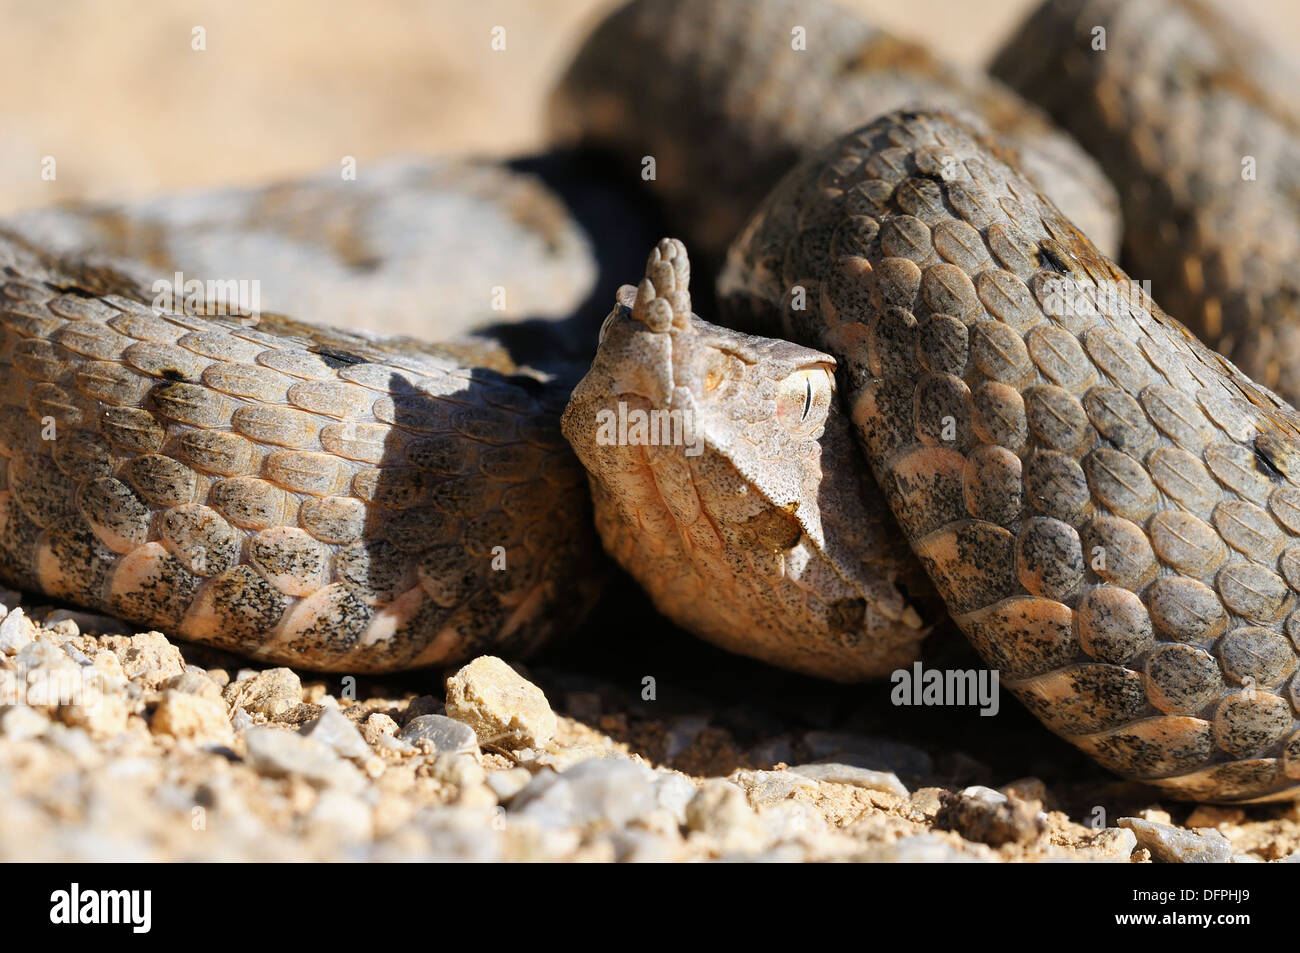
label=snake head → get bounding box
[562,238,928,681]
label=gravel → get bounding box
[1118,817,1235,864]
[0,601,1296,862]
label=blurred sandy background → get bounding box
[1,0,1296,214]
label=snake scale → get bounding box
[3,0,1300,802]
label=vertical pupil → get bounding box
[801,376,812,420]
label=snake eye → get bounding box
[775,366,834,435]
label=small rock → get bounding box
[361,712,400,746]
[230,706,255,733]
[161,670,223,700]
[0,607,34,655]
[729,769,816,807]
[399,714,478,756]
[48,618,81,638]
[60,642,92,665]
[222,667,303,717]
[935,789,1046,847]
[403,694,443,722]
[301,706,371,760]
[101,631,186,687]
[1137,806,1173,825]
[1079,827,1138,862]
[789,763,909,798]
[756,800,828,841]
[1,704,50,740]
[685,779,765,850]
[1117,817,1232,863]
[151,689,233,744]
[999,777,1048,803]
[960,784,1007,804]
[243,726,363,791]
[486,767,532,802]
[59,689,131,738]
[445,655,556,750]
[512,758,661,828]
[907,787,947,819]
[432,752,487,790]
[654,772,697,825]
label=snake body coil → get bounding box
[0,234,601,673]
[722,111,1300,802]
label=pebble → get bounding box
[1117,817,1233,863]
[61,643,92,666]
[511,757,663,828]
[60,688,131,739]
[999,777,1048,803]
[960,784,1007,804]
[301,706,372,760]
[244,726,364,791]
[789,763,909,798]
[1,705,50,740]
[1079,827,1138,862]
[398,714,478,756]
[730,769,817,807]
[361,712,400,745]
[486,767,533,802]
[161,670,223,700]
[403,694,443,722]
[230,706,255,733]
[653,771,697,824]
[101,632,186,687]
[935,788,1046,847]
[685,779,766,850]
[0,608,34,655]
[445,656,556,750]
[151,689,233,744]
[222,667,303,717]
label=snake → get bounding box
[3,0,1299,803]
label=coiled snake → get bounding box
[3,0,1299,802]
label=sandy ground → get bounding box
[0,0,1296,213]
